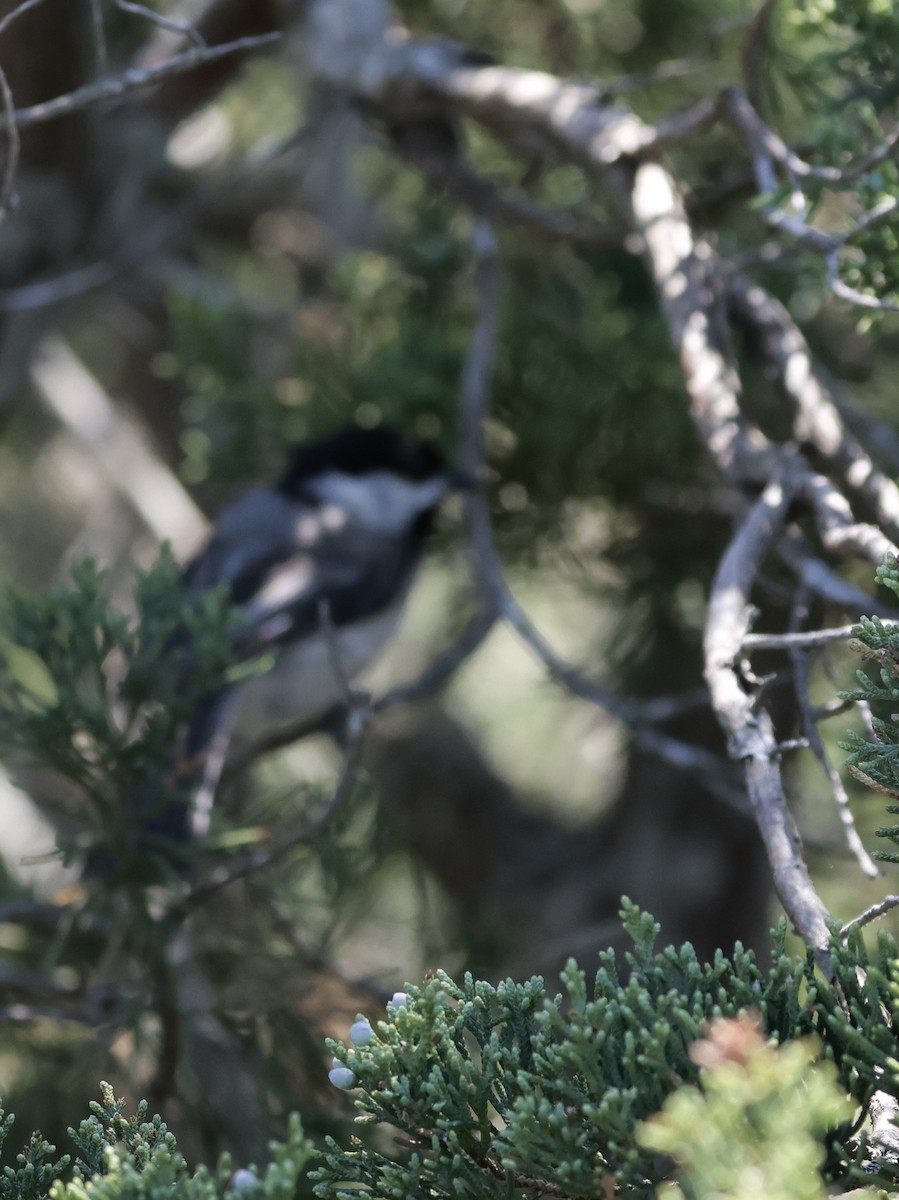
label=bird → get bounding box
[137,423,453,854]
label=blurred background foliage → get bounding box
[1,0,898,1189]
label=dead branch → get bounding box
[12,31,281,129]
[30,336,208,557]
[0,66,18,219]
[703,479,833,959]
[0,0,47,39]
[786,586,877,877]
[115,0,206,48]
[727,273,899,538]
[841,895,899,936]
[742,625,857,650]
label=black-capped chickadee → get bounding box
[156,424,452,846]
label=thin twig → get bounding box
[452,215,745,805]
[115,0,205,48]
[0,0,47,39]
[743,624,857,650]
[857,696,878,743]
[498,593,747,804]
[835,195,899,246]
[0,259,122,311]
[648,95,720,149]
[0,1004,83,1025]
[741,0,776,114]
[774,527,893,617]
[479,1148,591,1200]
[0,172,225,312]
[727,273,899,540]
[458,219,501,481]
[841,896,899,936]
[13,32,282,129]
[786,587,878,878]
[178,710,370,912]
[221,609,497,773]
[846,762,899,801]
[257,885,394,1005]
[603,58,703,96]
[372,607,497,712]
[720,86,841,186]
[711,87,899,314]
[849,119,899,182]
[827,249,899,314]
[811,696,855,721]
[0,67,19,220]
[317,597,356,707]
[89,0,108,75]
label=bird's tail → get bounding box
[82,687,239,879]
[181,687,241,840]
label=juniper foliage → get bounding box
[0,1085,313,1200]
[777,0,899,313]
[6,909,899,1199]
[637,1015,856,1200]
[313,901,899,1197]
[841,555,899,860]
[0,553,245,877]
[0,1106,69,1200]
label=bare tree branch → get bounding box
[727,273,899,539]
[452,214,746,806]
[0,67,19,220]
[704,478,832,958]
[8,0,893,980]
[741,0,776,115]
[301,11,897,845]
[718,88,899,309]
[799,471,898,565]
[372,608,497,712]
[180,706,371,912]
[774,528,891,616]
[841,895,899,936]
[223,606,498,777]
[12,31,281,129]
[0,0,47,39]
[115,0,206,48]
[743,625,858,650]
[786,587,878,878]
[307,15,899,315]
[30,336,208,557]
[89,0,108,75]
[605,156,897,567]
[827,248,899,315]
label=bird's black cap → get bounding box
[278,425,444,497]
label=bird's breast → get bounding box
[231,603,404,743]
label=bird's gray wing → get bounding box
[184,486,415,658]
[178,490,416,834]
